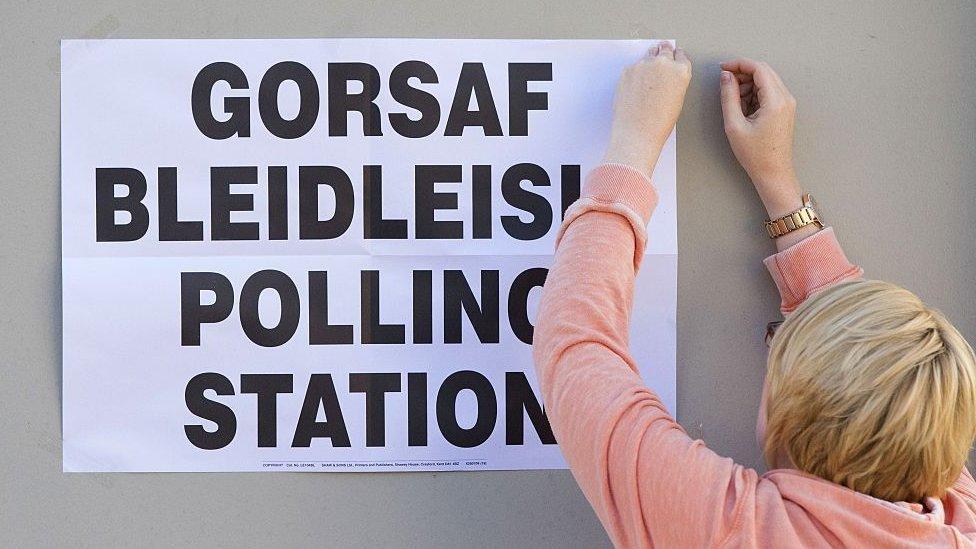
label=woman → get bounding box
[533,42,976,547]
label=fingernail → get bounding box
[721,70,732,82]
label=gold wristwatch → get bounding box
[763,193,823,238]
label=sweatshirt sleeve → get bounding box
[533,164,760,548]
[763,228,862,313]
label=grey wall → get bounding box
[2,1,974,547]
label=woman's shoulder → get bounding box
[732,468,976,547]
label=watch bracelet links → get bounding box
[764,206,820,238]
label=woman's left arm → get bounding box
[533,44,760,548]
[534,166,760,548]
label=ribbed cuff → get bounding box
[579,163,659,224]
[555,164,660,271]
[763,227,863,313]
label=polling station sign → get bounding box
[61,39,676,472]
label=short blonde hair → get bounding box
[764,279,976,502]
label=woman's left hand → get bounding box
[603,42,692,180]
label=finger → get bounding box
[720,70,746,127]
[647,45,660,58]
[745,93,760,117]
[740,89,754,111]
[721,58,762,73]
[739,81,754,96]
[657,41,675,59]
[725,59,789,95]
[721,58,781,105]
[733,72,753,84]
[674,47,691,67]
[721,58,775,86]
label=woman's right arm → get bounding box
[721,61,976,493]
[719,59,861,312]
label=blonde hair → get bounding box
[764,279,976,502]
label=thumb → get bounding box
[720,71,745,128]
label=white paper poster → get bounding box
[61,39,676,472]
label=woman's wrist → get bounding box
[762,195,805,219]
[751,173,824,250]
[602,132,665,182]
[771,223,819,251]
[753,172,804,219]
[756,176,826,250]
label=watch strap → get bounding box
[764,196,823,238]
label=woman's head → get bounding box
[763,279,976,502]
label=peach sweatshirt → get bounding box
[533,164,976,547]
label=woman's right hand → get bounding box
[719,59,803,219]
